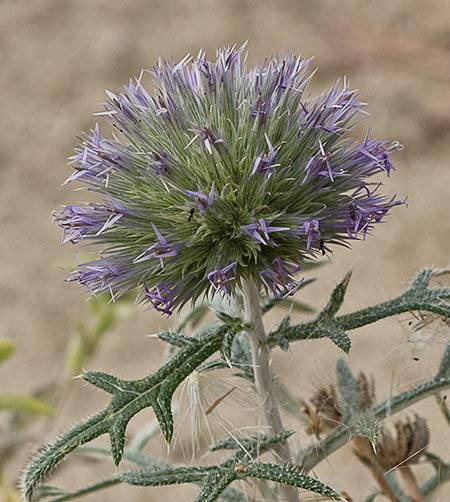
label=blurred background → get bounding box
[1,0,449,500]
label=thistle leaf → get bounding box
[335,359,358,422]
[244,463,342,499]
[122,466,211,486]
[323,326,351,353]
[268,268,450,347]
[195,468,236,502]
[319,271,352,320]
[157,330,200,348]
[437,343,450,379]
[410,268,433,289]
[21,324,238,500]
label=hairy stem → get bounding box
[400,466,424,502]
[371,470,400,502]
[243,279,298,502]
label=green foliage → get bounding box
[0,339,15,366]
[437,343,450,379]
[0,395,52,416]
[21,323,241,500]
[268,268,450,348]
[65,293,133,375]
[335,359,359,421]
[0,339,53,417]
[123,431,341,501]
[21,269,450,501]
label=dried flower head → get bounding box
[302,372,375,436]
[54,43,403,314]
[354,414,430,471]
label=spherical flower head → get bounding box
[55,43,404,314]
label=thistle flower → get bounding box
[55,43,403,313]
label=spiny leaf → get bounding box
[83,371,127,394]
[268,268,450,347]
[195,467,236,502]
[122,466,212,486]
[410,268,433,288]
[319,271,352,320]
[157,330,200,348]
[244,463,342,499]
[437,343,450,379]
[109,418,128,466]
[21,410,111,501]
[323,326,351,353]
[21,324,238,500]
[335,359,358,422]
[34,478,120,502]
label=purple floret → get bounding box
[241,219,289,245]
[251,134,279,177]
[259,258,302,298]
[144,282,178,316]
[183,184,215,214]
[207,262,237,296]
[134,224,177,267]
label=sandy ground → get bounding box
[1,1,449,500]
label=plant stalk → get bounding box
[243,279,298,502]
[400,466,424,502]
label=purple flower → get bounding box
[303,219,321,249]
[303,141,346,183]
[345,186,396,239]
[241,218,290,245]
[259,258,302,298]
[71,258,124,300]
[251,134,279,177]
[297,79,363,139]
[134,224,177,266]
[183,184,215,214]
[207,262,236,296]
[65,125,128,186]
[54,203,124,244]
[148,150,171,175]
[359,140,395,177]
[250,54,312,125]
[57,45,403,314]
[190,125,225,155]
[144,282,178,316]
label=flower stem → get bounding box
[243,279,298,502]
[400,466,424,502]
